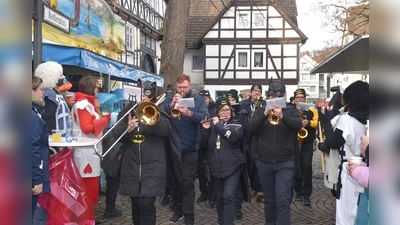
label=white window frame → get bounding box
[252,11,267,28]
[192,55,204,71]
[126,24,136,51]
[236,49,250,69]
[252,50,266,69]
[236,11,250,28]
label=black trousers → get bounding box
[172,150,198,222]
[105,174,120,212]
[197,148,209,195]
[131,196,156,225]
[295,141,314,197]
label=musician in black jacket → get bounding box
[248,81,302,225]
[200,97,246,225]
[240,84,265,202]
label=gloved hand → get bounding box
[318,142,330,154]
[318,107,330,124]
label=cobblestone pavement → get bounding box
[95,152,336,225]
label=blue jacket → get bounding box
[162,90,209,151]
[32,102,50,193]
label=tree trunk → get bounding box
[159,0,190,93]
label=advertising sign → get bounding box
[34,0,126,60]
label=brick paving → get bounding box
[95,152,336,225]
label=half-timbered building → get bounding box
[184,0,307,100]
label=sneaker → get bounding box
[294,193,303,202]
[235,208,243,219]
[250,189,257,197]
[303,196,311,206]
[256,192,264,203]
[196,193,208,203]
[160,196,171,206]
[185,219,194,225]
[206,199,216,208]
[103,207,122,219]
[169,213,183,224]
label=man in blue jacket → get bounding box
[162,74,209,225]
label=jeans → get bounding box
[172,150,198,222]
[295,141,314,197]
[105,174,120,212]
[213,168,241,225]
[32,195,39,217]
[131,196,156,225]
[257,160,294,225]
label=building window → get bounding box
[126,24,135,51]
[145,36,151,48]
[310,74,316,80]
[252,11,266,28]
[301,73,308,80]
[237,12,249,28]
[252,50,266,69]
[309,86,316,92]
[236,50,250,69]
[192,55,203,71]
[140,32,145,46]
[319,74,324,84]
[151,38,156,50]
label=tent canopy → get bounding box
[32,43,164,87]
[310,35,369,74]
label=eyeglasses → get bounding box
[295,96,305,99]
[220,108,231,112]
[176,86,189,90]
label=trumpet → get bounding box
[268,111,281,125]
[94,93,166,159]
[170,92,183,119]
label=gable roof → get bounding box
[187,0,301,49]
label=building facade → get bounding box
[183,0,307,101]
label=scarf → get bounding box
[74,92,100,114]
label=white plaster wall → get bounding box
[183,48,204,85]
[204,84,298,102]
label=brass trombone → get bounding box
[268,111,281,125]
[170,92,183,119]
[94,93,166,159]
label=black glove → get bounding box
[318,107,330,124]
[318,142,330,154]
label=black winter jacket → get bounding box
[113,112,171,196]
[200,119,246,179]
[248,105,302,162]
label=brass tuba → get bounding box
[170,92,183,119]
[268,111,281,125]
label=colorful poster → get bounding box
[34,0,125,60]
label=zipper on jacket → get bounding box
[272,125,276,163]
[138,142,142,182]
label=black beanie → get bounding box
[216,97,231,108]
[251,84,262,92]
[226,89,239,103]
[294,88,306,97]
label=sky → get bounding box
[296,0,342,52]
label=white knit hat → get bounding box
[34,61,64,89]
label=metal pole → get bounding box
[33,0,43,70]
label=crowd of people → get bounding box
[32,63,369,225]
